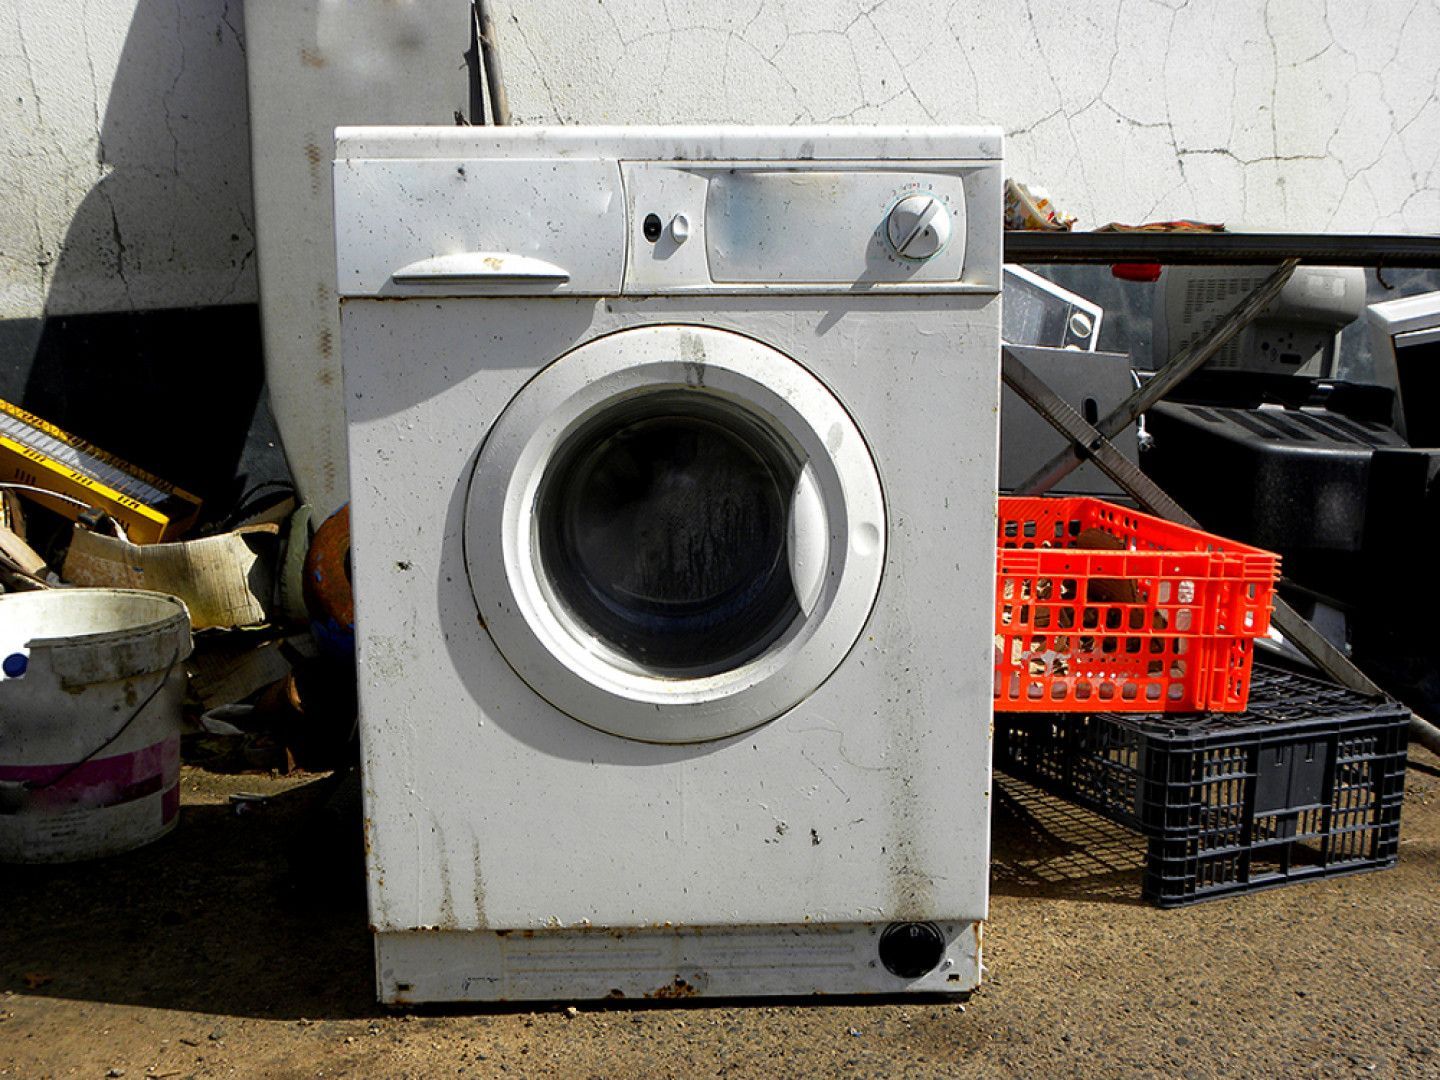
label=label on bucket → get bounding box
[0,734,180,862]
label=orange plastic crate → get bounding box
[995,497,1279,713]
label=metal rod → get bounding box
[1000,349,1440,757]
[465,2,486,125]
[1005,230,1440,268]
[1000,349,1190,519]
[1013,259,1299,495]
[475,0,510,125]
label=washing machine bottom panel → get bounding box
[375,921,981,1004]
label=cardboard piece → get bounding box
[62,524,278,630]
[0,522,45,577]
[188,634,295,710]
[1,490,25,535]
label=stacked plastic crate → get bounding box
[994,497,1410,906]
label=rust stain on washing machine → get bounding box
[304,142,323,196]
[645,977,698,999]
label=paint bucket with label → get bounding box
[0,588,192,863]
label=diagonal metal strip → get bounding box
[1000,347,1440,756]
[1014,259,1299,496]
[1001,349,1192,521]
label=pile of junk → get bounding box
[1005,258,1440,718]
[997,255,1440,907]
[0,419,358,863]
[3,252,1437,889]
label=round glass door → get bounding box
[464,324,885,744]
[536,391,804,677]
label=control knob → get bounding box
[886,194,951,261]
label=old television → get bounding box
[1367,290,1440,447]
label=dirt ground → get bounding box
[2,746,1436,1079]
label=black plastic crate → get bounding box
[994,665,1410,906]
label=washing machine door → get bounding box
[464,324,885,743]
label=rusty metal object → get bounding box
[303,505,354,657]
[253,662,357,772]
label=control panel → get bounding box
[335,140,1002,297]
[621,162,999,293]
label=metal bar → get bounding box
[1000,349,1440,756]
[465,2,486,125]
[1013,259,1298,495]
[1005,230,1440,268]
[1267,601,1378,693]
[475,0,511,126]
[1000,349,1191,520]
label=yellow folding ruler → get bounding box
[0,398,202,543]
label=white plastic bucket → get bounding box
[0,588,193,863]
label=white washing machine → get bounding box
[335,126,1003,1003]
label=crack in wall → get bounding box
[483,0,1435,232]
[101,186,134,307]
[6,0,1440,323]
[80,0,105,175]
[11,8,45,128]
[506,10,565,122]
[161,0,189,251]
[11,5,52,298]
[218,0,244,53]
[863,9,938,124]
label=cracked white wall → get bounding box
[499,0,1440,232]
[0,0,254,321]
[3,0,1438,327]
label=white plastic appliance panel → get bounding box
[375,922,982,1003]
[245,1,472,520]
[333,128,1003,299]
[333,158,627,297]
[335,124,1002,164]
[336,158,998,297]
[342,295,999,933]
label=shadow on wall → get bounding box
[11,0,279,518]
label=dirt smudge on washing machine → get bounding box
[470,832,489,929]
[365,634,410,683]
[431,819,456,929]
[680,331,707,387]
[875,555,936,922]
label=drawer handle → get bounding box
[391,252,570,284]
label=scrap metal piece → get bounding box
[1001,348,1190,521]
[1000,347,1440,757]
[1005,231,1440,268]
[1014,259,1299,496]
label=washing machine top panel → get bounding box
[333,126,1002,299]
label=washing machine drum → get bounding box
[464,324,886,744]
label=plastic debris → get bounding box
[1004,179,1076,232]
